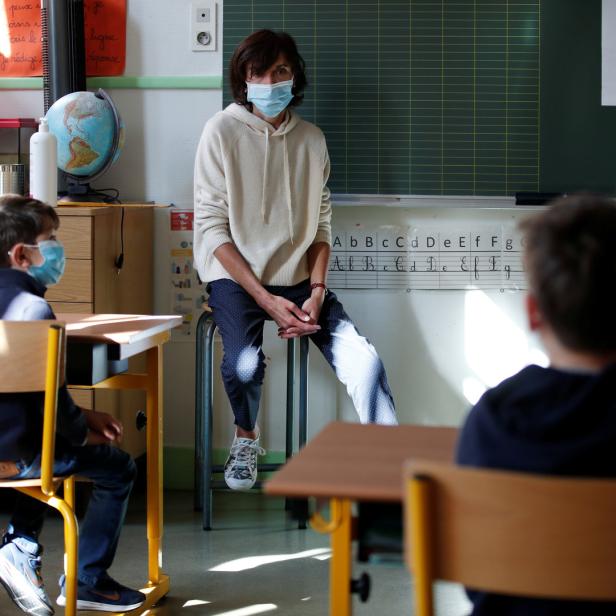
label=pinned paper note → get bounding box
[0,0,126,77]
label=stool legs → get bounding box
[194,311,210,510]
[285,338,296,461]
[297,336,309,529]
[194,311,309,530]
[202,315,217,530]
[299,336,309,450]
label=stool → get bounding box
[194,309,309,530]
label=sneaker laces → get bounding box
[28,554,44,586]
[228,439,265,478]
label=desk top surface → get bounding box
[265,422,459,502]
[57,313,182,345]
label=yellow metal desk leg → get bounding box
[330,498,353,616]
[146,344,163,586]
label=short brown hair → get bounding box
[228,30,307,110]
[520,194,616,352]
[0,194,59,268]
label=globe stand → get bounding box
[58,180,115,203]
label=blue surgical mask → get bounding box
[27,240,66,287]
[246,80,294,118]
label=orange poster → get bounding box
[0,0,126,78]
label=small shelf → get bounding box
[331,194,542,210]
[0,118,38,129]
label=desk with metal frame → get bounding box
[264,421,458,616]
[59,313,181,615]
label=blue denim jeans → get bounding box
[207,278,398,430]
[9,444,136,587]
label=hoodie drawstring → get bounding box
[260,127,294,245]
[283,133,294,244]
[261,129,269,223]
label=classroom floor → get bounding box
[0,490,471,616]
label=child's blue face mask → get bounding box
[246,79,294,118]
[26,240,66,287]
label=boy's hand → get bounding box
[83,409,123,443]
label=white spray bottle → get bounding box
[29,117,58,206]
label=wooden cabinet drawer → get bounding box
[46,259,92,302]
[56,216,92,259]
[49,302,93,314]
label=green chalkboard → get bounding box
[223,1,615,196]
[541,0,616,195]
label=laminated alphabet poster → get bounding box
[329,224,525,291]
[0,0,126,77]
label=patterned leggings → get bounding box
[206,278,398,431]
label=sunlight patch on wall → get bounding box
[464,290,529,387]
[462,376,487,405]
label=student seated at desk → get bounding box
[0,195,145,615]
[457,194,616,616]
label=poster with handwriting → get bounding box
[0,0,126,77]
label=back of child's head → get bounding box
[0,194,59,268]
[520,194,616,353]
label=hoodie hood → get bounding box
[223,102,301,136]
[457,363,616,477]
[223,103,299,242]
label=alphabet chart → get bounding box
[328,225,525,291]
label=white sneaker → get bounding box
[224,431,265,491]
[0,536,54,616]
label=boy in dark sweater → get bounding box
[456,194,616,616]
[0,195,144,615]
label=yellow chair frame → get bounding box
[0,321,78,616]
[405,460,616,616]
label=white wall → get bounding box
[0,0,544,456]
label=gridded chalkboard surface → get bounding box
[223,0,541,196]
[224,1,616,197]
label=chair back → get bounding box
[405,460,616,616]
[0,320,65,392]
[0,320,65,494]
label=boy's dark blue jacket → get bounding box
[457,363,616,616]
[0,268,87,461]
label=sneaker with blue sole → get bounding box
[56,573,145,612]
[0,536,54,616]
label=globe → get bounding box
[45,89,125,184]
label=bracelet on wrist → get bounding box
[310,282,327,294]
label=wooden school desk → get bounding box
[265,422,458,616]
[58,313,181,614]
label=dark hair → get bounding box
[520,194,616,352]
[0,194,59,268]
[229,29,307,110]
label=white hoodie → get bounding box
[193,103,332,286]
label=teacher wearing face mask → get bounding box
[193,29,397,492]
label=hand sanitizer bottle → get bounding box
[30,117,58,207]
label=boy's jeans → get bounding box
[9,443,136,587]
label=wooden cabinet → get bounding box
[49,206,154,456]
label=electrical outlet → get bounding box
[191,1,216,52]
